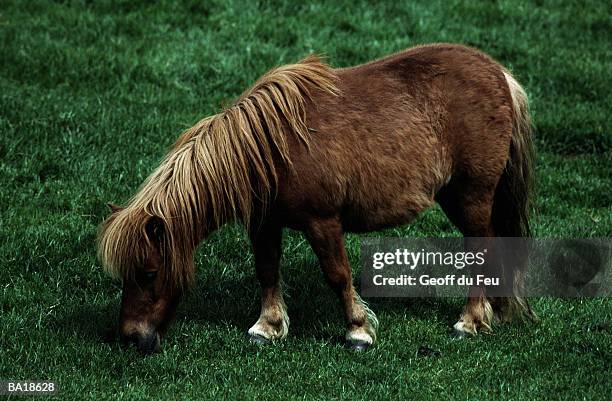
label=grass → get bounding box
[0,0,610,400]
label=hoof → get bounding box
[247,332,271,345]
[345,329,374,351]
[345,339,371,351]
[453,329,469,339]
[453,321,476,339]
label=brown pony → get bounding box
[98,44,535,354]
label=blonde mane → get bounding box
[97,55,339,289]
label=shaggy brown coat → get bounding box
[98,44,534,353]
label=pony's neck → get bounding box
[148,127,253,246]
[137,55,339,247]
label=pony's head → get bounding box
[98,203,195,354]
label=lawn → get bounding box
[0,0,610,400]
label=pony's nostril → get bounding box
[119,325,160,354]
[136,332,159,355]
[120,333,139,347]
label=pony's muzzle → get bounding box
[121,328,160,355]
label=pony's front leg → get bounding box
[305,217,378,350]
[247,223,289,344]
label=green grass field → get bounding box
[1,0,611,399]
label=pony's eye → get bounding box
[144,271,158,281]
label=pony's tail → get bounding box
[491,71,537,322]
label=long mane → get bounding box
[97,55,339,289]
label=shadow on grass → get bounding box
[53,300,121,345]
[57,260,463,349]
[179,260,462,343]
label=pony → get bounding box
[98,44,535,354]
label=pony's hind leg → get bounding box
[305,217,378,350]
[437,185,498,337]
[247,223,289,343]
[455,236,497,337]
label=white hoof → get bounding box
[345,329,374,345]
[248,323,273,341]
[247,316,288,341]
[453,320,476,338]
[345,328,374,350]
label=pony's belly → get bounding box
[340,195,434,233]
[341,212,415,233]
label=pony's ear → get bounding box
[145,215,165,245]
[106,202,124,213]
